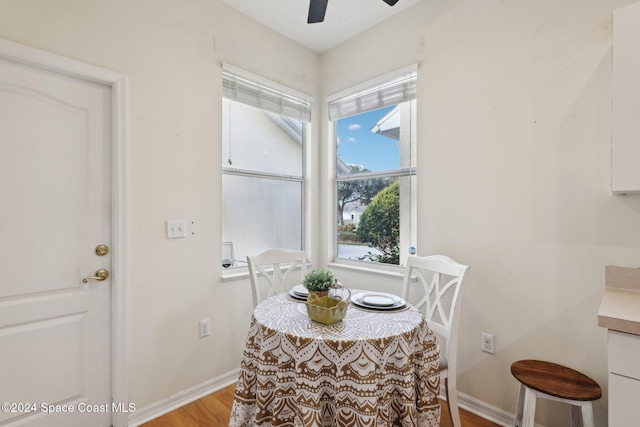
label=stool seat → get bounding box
[510,360,602,427]
[511,360,602,401]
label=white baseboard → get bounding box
[441,389,515,427]
[127,369,240,426]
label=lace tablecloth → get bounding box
[229,292,441,426]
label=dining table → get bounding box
[228,288,442,426]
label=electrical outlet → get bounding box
[481,332,495,354]
[199,319,210,338]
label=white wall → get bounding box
[4,0,640,425]
[0,0,319,414]
[321,0,640,425]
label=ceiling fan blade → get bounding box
[308,0,328,23]
[382,0,399,5]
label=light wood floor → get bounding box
[141,384,501,427]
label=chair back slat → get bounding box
[401,255,469,363]
[247,249,308,307]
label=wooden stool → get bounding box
[510,360,602,427]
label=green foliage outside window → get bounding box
[356,181,400,264]
[337,165,387,226]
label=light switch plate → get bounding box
[167,220,187,239]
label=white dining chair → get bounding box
[247,248,308,307]
[400,255,470,427]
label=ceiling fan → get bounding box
[308,0,400,24]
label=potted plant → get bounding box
[303,268,336,299]
[303,268,350,324]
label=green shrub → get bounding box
[356,181,400,265]
[338,231,360,243]
[338,223,356,232]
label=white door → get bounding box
[0,55,112,426]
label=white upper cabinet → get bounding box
[612,2,640,194]
[611,2,640,194]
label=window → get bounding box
[331,66,417,266]
[221,65,311,269]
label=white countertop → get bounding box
[599,287,640,336]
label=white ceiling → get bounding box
[221,0,421,53]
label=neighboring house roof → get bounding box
[369,105,400,140]
[265,111,303,144]
[337,157,351,175]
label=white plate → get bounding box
[351,292,405,310]
[291,284,308,297]
[361,294,396,307]
[288,289,306,300]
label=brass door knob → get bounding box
[82,269,109,283]
[95,245,109,256]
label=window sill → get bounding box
[223,261,404,282]
[221,267,249,282]
[327,260,405,279]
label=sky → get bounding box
[336,105,398,173]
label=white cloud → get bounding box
[348,124,361,131]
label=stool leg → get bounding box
[514,383,525,427]
[570,405,583,427]
[570,402,594,427]
[521,386,537,427]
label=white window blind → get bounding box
[222,65,312,122]
[328,66,417,121]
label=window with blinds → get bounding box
[221,65,310,269]
[222,70,312,122]
[328,68,417,121]
[332,66,417,266]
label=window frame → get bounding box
[221,65,311,274]
[329,65,418,268]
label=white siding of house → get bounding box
[222,100,303,263]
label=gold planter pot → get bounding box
[305,294,349,325]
